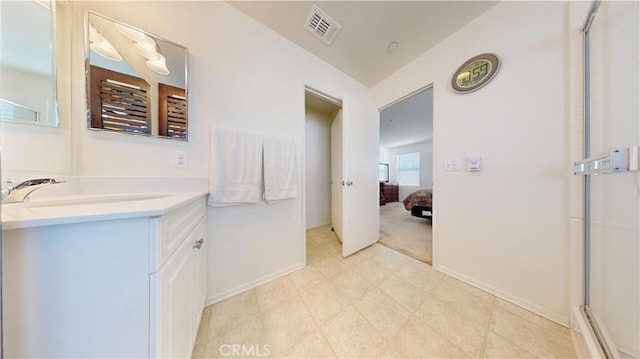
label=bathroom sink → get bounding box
[16,193,172,208]
[1,191,207,230]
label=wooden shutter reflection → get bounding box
[158,83,187,139]
[89,65,151,134]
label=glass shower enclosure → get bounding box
[575,1,639,358]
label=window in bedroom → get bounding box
[397,152,420,186]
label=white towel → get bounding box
[263,136,298,202]
[208,127,263,206]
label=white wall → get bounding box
[65,2,375,304]
[379,146,390,164]
[387,140,433,200]
[372,1,581,325]
[305,106,332,229]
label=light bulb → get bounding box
[90,41,123,61]
[146,58,170,75]
[134,42,162,60]
[115,23,155,45]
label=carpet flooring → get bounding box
[378,201,432,265]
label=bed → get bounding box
[402,189,433,220]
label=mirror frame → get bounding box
[0,0,58,127]
[84,11,189,141]
[379,163,389,182]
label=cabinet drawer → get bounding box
[149,197,206,272]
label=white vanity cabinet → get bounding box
[150,201,208,358]
[2,194,208,358]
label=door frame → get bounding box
[378,84,436,266]
[301,84,343,263]
[302,83,381,258]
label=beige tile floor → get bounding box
[192,225,577,358]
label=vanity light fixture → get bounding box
[114,22,169,75]
[133,42,161,60]
[115,23,153,44]
[89,24,122,61]
[90,42,123,61]
[146,55,170,75]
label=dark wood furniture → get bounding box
[380,182,399,205]
[89,65,151,134]
[158,83,188,139]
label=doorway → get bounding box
[304,89,343,262]
[377,87,434,265]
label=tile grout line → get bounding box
[490,329,542,358]
[348,286,398,343]
[492,305,578,358]
[280,311,339,358]
[307,235,401,358]
[300,235,359,358]
[479,296,498,358]
[417,286,493,359]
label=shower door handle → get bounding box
[573,146,639,175]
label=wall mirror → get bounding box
[379,163,389,182]
[0,0,58,127]
[85,12,189,140]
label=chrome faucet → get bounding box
[1,178,65,203]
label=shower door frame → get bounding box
[577,1,639,357]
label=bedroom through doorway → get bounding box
[378,87,433,265]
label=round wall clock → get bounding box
[451,53,500,94]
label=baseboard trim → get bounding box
[205,263,305,306]
[570,306,605,358]
[437,265,569,326]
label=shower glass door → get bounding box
[580,1,639,357]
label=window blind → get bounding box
[89,65,151,134]
[397,152,420,186]
[158,83,187,139]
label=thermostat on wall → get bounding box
[467,156,481,171]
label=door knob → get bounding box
[346,181,353,186]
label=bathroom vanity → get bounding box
[2,192,208,358]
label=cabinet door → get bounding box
[192,219,208,336]
[151,230,194,358]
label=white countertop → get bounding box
[2,191,208,230]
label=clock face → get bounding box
[451,53,500,93]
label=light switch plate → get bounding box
[444,159,462,171]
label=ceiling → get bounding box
[380,88,433,148]
[228,1,498,87]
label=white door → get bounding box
[331,109,343,242]
[340,96,380,256]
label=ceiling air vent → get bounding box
[304,5,342,45]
